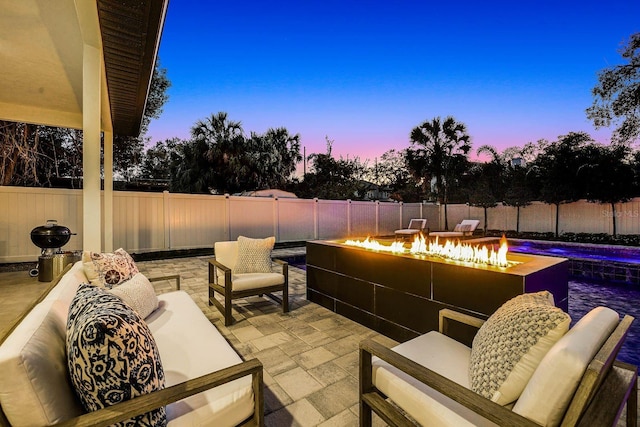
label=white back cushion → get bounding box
[0,300,83,426]
[513,306,619,426]
[459,219,480,231]
[214,241,238,272]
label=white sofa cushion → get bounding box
[67,283,166,426]
[148,291,254,426]
[109,272,159,319]
[513,306,619,427]
[469,291,570,405]
[372,331,498,427]
[43,260,86,306]
[0,300,83,426]
[234,236,275,274]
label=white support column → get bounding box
[82,44,102,252]
[103,129,113,252]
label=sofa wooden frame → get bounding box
[208,258,289,326]
[0,264,265,427]
[360,308,637,427]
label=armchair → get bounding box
[360,306,637,426]
[209,238,288,326]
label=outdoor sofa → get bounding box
[0,258,263,426]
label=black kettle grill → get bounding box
[29,220,78,280]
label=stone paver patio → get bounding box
[0,246,637,426]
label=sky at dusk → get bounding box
[146,0,640,166]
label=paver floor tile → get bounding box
[265,398,325,427]
[274,367,324,401]
[293,347,337,370]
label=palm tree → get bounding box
[407,116,471,229]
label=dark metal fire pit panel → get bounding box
[432,263,523,316]
[334,247,432,298]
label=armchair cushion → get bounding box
[372,332,496,426]
[82,248,139,288]
[469,291,570,405]
[108,272,159,319]
[513,306,620,426]
[230,272,286,291]
[233,236,275,274]
[66,283,166,426]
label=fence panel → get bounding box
[559,201,610,234]
[168,193,226,249]
[616,198,640,235]
[0,187,82,262]
[317,200,348,240]
[379,202,402,235]
[113,192,165,252]
[277,198,316,241]
[228,196,275,240]
[350,201,377,237]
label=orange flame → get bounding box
[344,234,511,268]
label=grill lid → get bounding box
[30,220,74,249]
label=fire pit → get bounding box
[306,238,569,343]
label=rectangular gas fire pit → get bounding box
[306,239,569,343]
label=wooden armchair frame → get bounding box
[360,309,637,427]
[208,258,289,326]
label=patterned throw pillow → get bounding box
[82,248,139,288]
[108,273,159,319]
[233,236,275,274]
[469,291,570,405]
[66,283,166,426]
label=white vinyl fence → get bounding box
[0,187,427,262]
[1,186,639,263]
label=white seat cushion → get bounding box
[226,272,285,291]
[0,300,83,426]
[372,331,498,427]
[513,306,620,427]
[147,291,254,426]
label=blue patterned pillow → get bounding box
[66,283,166,426]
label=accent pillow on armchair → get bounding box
[469,291,570,405]
[233,236,275,274]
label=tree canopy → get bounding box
[169,112,302,194]
[587,32,640,145]
[406,116,471,228]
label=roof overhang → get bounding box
[0,0,168,137]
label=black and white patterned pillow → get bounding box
[66,283,166,426]
[233,236,275,274]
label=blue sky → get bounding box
[146,0,639,164]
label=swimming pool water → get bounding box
[508,240,640,265]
